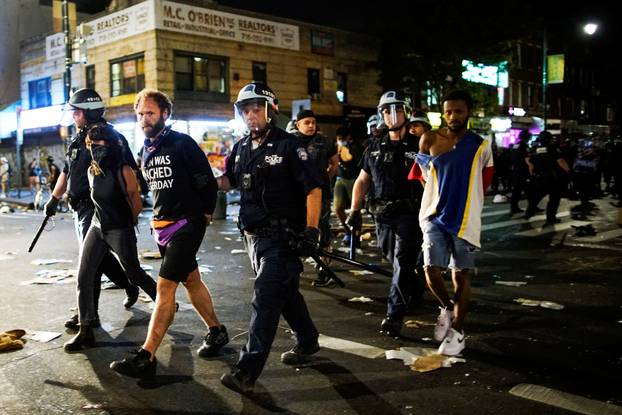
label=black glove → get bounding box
[295,227,320,257]
[44,196,59,217]
[345,210,362,232]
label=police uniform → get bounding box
[63,123,137,306]
[525,141,565,222]
[360,132,424,319]
[296,132,337,248]
[224,126,321,381]
[509,140,529,212]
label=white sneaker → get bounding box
[433,306,453,342]
[438,328,465,356]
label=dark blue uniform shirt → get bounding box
[360,132,422,202]
[225,127,322,233]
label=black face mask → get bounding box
[90,144,121,169]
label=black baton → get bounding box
[28,215,50,253]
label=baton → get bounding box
[317,248,393,277]
[28,215,50,253]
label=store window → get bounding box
[252,61,267,84]
[110,54,145,97]
[174,53,227,97]
[28,77,51,109]
[86,65,95,91]
[308,68,320,99]
[336,72,347,103]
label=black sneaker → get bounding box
[110,348,157,378]
[312,269,336,288]
[65,314,100,331]
[380,315,403,337]
[280,341,320,365]
[197,325,229,357]
[123,285,140,309]
[220,369,255,394]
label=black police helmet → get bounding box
[67,88,105,122]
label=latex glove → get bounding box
[44,196,59,217]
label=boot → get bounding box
[64,325,95,352]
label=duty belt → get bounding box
[243,218,295,241]
[368,198,417,218]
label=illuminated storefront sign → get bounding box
[461,60,508,88]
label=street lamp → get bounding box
[542,22,598,131]
[583,23,598,36]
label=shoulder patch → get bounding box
[297,147,309,161]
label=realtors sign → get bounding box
[157,1,299,51]
[46,0,299,61]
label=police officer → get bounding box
[408,110,432,139]
[347,91,424,337]
[217,83,322,394]
[509,129,531,214]
[44,88,139,330]
[294,109,338,287]
[524,130,570,225]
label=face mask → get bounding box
[90,144,121,168]
[337,140,348,147]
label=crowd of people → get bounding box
[493,130,622,222]
[37,81,619,396]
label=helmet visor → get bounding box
[380,104,404,129]
[234,100,269,134]
[60,105,78,127]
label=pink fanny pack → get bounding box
[152,218,188,247]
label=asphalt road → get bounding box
[0,195,621,414]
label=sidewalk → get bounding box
[0,187,46,208]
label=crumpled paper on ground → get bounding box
[385,347,466,372]
[514,298,564,310]
[21,269,76,285]
[23,331,61,343]
[348,296,373,303]
[495,281,527,287]
[140,251,161,259]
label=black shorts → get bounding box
[157,216,206,282]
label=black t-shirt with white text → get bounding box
[142,129,217,220]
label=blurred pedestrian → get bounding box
[524,131,570,225]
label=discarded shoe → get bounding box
[438,328,465,356]
[281,341,320,365]
[0,330,26,352]
[220,369,255,394]
[197,325,229,357]
[123,285,140,309]
[64,326,95,352]
[380,315,403,337]
[433,306,453,342]
[110,348,156,378]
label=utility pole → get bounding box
[63,0,72,102]
[542,27,548,131]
